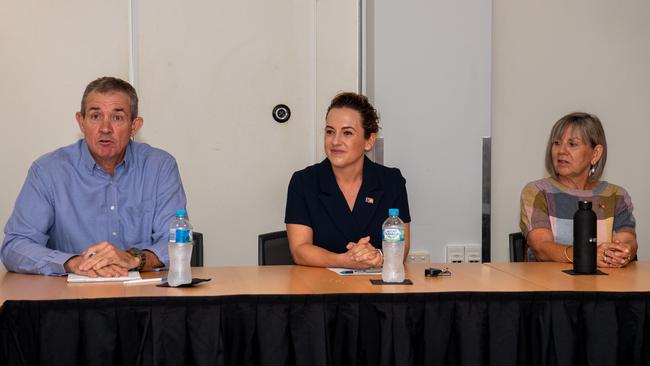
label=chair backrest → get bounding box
[191,232,204,267]
[258,230,294,265]
[509,232,527,262]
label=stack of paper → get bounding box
[67,271,141,283]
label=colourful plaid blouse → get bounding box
[520,178,636,250]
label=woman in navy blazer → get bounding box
[285,92,411,268]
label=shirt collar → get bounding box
[79,139,133,176]
[546,176,608,195]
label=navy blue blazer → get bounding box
[285,157,410,253]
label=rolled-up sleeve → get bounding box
[1,163,74,275]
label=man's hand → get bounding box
[64,256,99,277]
[76,241,139,273]
[64,256,128,277]
[94,264,130,277]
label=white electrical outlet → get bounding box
[465,244,482,263]
[446,244,465,263]
[407,250,431,263]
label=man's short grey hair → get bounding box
[80,77,139,121]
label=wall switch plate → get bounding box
[465,244,482,263]
[446,244,465,263]
[407,250,431,263]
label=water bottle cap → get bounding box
[175,209,187,217]
[578,201,592,210]
[388,208,399,216]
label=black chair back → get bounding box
[509,232,527,262]
[191,232,204,267]
[258,230,294,265]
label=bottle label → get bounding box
[382,228,404,242]
[175,229,192,243]
[169,228,177,243]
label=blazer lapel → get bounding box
[317,159,357,243]
[352,157,384,235]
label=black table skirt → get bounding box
[1,292,649,366]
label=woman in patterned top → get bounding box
[520,112,637,267]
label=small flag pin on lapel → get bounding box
[365,197,374,204]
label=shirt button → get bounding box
[112,232,117,236]
[110,205,115,211]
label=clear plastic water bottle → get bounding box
[167,209,193,286]
[382,208,405,283]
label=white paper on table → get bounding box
[328,268,382,276]
[67,271,141,283]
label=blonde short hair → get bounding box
[545,112,607,182]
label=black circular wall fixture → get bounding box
[272,104,291,123]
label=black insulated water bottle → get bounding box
[573,200,597,274]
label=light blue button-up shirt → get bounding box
[1,139,187,275]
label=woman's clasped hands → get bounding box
[599,240,633,268]
[345,236,383,269]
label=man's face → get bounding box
[76,91,142,172]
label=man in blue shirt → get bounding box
[1,77,187,276]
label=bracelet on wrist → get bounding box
[563,245,573,263]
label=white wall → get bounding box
[3,1,648,268]
[0,0,130,187]
[315,0,362,161]
[0,0,359,269]
[132,0,359,266]
[0,1,130,271]
[368,0,492,262]
[492,0,650,261]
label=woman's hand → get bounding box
[345,236,383,268]
[287,224,383,268]
[599,241,633,268]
